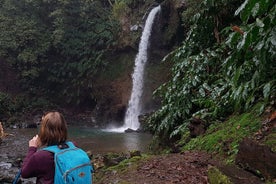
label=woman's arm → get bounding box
[21,135,41,178]
[21,147,39,178]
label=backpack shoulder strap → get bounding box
[42,141,76,153]
[65,141,76,149]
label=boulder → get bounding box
[103,153,127,167]
[236,138,276,180]
[125,128,136,133]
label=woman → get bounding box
[21,111,68,183]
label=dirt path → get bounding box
[94,151,264,184]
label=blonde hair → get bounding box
[39,112,67,146]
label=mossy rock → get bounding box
[208,166,232,184]
[103,153,128,167]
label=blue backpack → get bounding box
[43,141,93,184]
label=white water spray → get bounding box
[123,5,161,131]
[104,5,161,133]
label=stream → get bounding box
[0,125,152,183]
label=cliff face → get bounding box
[89,0,186,126]
[115,0,186,50]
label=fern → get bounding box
[147,0,275,144]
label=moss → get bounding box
[208,166,233,184]
[94,155,149,183]
[264,131,276,152]
[100,52,135,81]
[107,155,149,173]
[182,112,261,163]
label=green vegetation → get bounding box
[264,132,276,152]
[99,53,135,81]
[147,0,275,146]
[0,91,55,123]
[0,92,13,119]
[0,0,275,166]
[183,111,261,163]
[0,0,119,108]
[112,0,131,19]
[208,166,233,184]
[94,154,149,183]
[106,156,145,172]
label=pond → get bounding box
[0,125,153,183]
[0,125,153,156]
[68,125,153,154]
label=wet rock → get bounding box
[103,153,127,167]
[213,162,265,184]
[130,24,143,31]
[25,123,38,128]
[0,162,12,170]
[0,172,15,183]
[138,113,150,124]
[125,128,136,133]
[0,162,19,183]
[236,138,276,180]
[93,154,105,170]
[129,150,141,158]
[0,162,36,184]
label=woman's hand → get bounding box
[29,135,40,148]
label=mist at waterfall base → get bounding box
[105,5,161,133]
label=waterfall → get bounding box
[123,5,161,131]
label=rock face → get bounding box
[236,138,276,180]
[0,0,180,128]
[188,118,208,138]
[92,52,134,126]
[92,0,181,126]
[159,0,186,47]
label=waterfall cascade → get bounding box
[123,5,161,131]
[105,5,161,133]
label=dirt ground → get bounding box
[94,151,265,184]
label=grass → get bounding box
[182,111,262,163]
[93,155,151,184]
[208,166,233,184]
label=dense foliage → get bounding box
[147,0,276,143]
[0,0,118,106]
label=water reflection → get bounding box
[68,126,152,154]
[2,126,152,155]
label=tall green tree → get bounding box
[0,0,119,105]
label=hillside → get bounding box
[93,110,276,183]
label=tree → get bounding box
[0,0,119,106]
